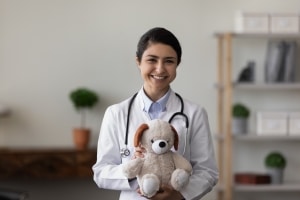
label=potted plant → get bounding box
[265,151,286,184]
[70,87,99,150]
[232,103,250,134]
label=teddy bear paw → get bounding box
[141,174,160,198]
[171,169,190,191]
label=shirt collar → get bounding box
[141,88,171,113]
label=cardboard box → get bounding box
[257,112,288,135]
[235,11,269,33]
[270,13,299,33]
[289,112,300,135]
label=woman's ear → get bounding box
[134,123,149,147]
[136,57,141,68]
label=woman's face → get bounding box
[136,43,178,100]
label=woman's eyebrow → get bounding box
[145,55,159,58]
[146,55,176,60]
[164,56,176,60]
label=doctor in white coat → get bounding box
[93,27,218,200]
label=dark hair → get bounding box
[136,27,182,65]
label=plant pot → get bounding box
[232,117,248,134]
[73,128,90,150]
[267,167,284,184]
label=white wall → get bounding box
[1,0,300,146]
[0,0,232,148]
[1,0,300,200]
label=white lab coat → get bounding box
[92,89,218,200]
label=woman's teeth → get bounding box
[152,75,165,80]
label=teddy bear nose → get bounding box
[159,141,166,148]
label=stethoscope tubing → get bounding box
[121,92,189,158]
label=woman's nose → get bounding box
[155,61,165,72]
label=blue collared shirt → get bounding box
[141,89,171,119]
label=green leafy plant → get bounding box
[232,103,250,118]
[265,152,286,169]
[69,87,99,128]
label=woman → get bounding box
[93,27,218,200]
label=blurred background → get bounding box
[1,0,300,199]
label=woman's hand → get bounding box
[132,146,146,159]
[137,185,183,200]
[149,185,184,200]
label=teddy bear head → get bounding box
[134,119,179,155]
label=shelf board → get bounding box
[234,183,300,192]
[233,83,300,90]
[214,83,300,90]
[217,183,300,192]
[214,133,300,141]
[233,134,300,141]
[214,32,300,39]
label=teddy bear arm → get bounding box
[122,158,144,179]
[172,153,192,173]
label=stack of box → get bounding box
[270,13,299,33]
[289,112,300,135]
[257,111,300,135]
[235,11,300,34]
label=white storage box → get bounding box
[288,112,300,135]
[257,112,288,135]
[235,11,269,33]
[270,14,299,33]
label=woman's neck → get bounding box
[143,86,170,102]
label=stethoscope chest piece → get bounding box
[120,147,130,158]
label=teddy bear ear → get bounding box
[171,125,179,151]
[134,123,149,147]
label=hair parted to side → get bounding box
[136,27,182,65]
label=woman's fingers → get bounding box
[132,146,146,159]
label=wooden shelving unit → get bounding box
[215,32,300,200]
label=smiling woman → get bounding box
[134,28,180,103]
[136,43,178,101]
[92,27,218,200]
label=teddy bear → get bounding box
[122,119,193,198]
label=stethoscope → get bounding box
[120,92,189,158]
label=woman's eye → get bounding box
[147,59,156,63]
[165,60,175,64]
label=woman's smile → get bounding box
[151,75,168,80]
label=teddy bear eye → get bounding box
[151,139,154,143]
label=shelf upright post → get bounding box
[216,33,225,200]
[224,33,233,200]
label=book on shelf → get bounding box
[265,40,297,83]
